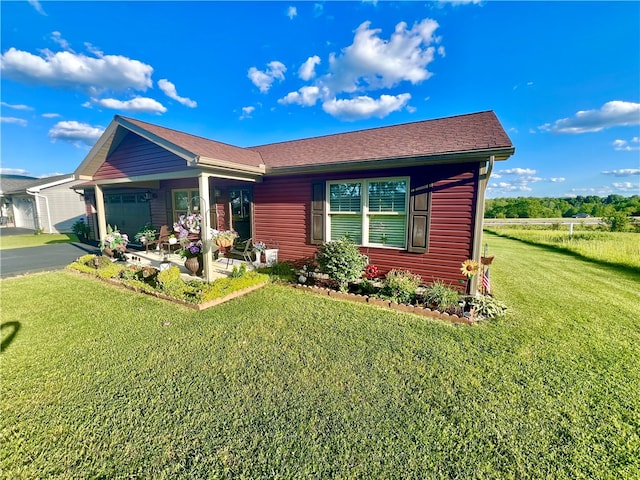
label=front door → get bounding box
[229,188,251,240]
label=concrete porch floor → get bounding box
[124,248,255,282]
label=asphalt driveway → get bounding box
[0,242,101,278]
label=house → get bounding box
[73,111,514,292]
[0,174,87,233]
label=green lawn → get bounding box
[0,233,79,250]
[1,234,639,478]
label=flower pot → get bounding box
[184,255,203,276]
[215,239,234,248]
[103,246,114,258]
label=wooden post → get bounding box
[198,173,213,282]
[94,184,107,245]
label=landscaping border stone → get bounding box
[68,268,268,311]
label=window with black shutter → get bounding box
[407,182,432,253]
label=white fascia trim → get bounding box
[196,156,266,175]
[73,121,119,177]
[26,176,76,193]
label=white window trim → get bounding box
[326,176,410,249]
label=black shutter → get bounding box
[407,181,432,253]
[310,181,325,245]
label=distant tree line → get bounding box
[485,195,640,219]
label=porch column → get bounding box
[198,173,213,282]
[470,155,495,295]
[95,184,107,245]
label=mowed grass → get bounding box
[485,227,640,271]
[1,234,639,479]
[0,233,79,250]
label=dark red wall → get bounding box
[253,162,480,286]
[95,133,187,180]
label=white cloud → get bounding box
[299,56,321,81]
[612,182,638,191]
[0,47,154,93]
[91,97,167,113]
[500,167,537,175]
[313,3,324,16]
[0,101,33,111]
[48,120,104,146]
[240,106,255,120]
[157,79,197,108]
[322,93,411,121]
[0,117,28,126]
[287,6,297,19]
[279,86,323,107]
[51,31,71,50]
[539,101,640,134]
[601,168,640,177]
[550,177,566,183]
[0,167,31,176]
[325,19,440,94]
[487,181,533,193]
[42,112,61,118]
[488,167,544,194]
[28,0,46,15]
[248,61,287,93]
[612,138,640,151]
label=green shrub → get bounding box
[157,266,186,297]
[379,269,421,304]
[467,294,508,320]
[602,212,630,232]
[71,218,91,238]
[231,263,247,278]
[315,237,367,292]
[423,280,461,311]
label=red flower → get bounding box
[364,265,379,279]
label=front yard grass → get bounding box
[1,234,639,478]
[0,233,79,250]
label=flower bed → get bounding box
[292,284,476,324]
[68,254,269,310]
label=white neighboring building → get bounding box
[0,174,87,233]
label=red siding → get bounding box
[94,132,188,180]
[253,163,479,287]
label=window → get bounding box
[327,177,408,248]
[172,189,200,221]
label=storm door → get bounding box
[229,188,252,240]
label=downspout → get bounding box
[26,189,53,233]
[470,155,494,295]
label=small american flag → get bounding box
[481,268,491,295]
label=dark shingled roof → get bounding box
[93,111,512,175]
[120,116,264,167]
[250,111,513,168]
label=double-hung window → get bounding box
[327,177,408,248]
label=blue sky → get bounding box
[1,1,638,198]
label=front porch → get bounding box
[122,248,256,282]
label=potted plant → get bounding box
[71,218,91,242]
[173,213,202,239]
[100,225,129,260]
[134,223,156,245]
[211,229,238,248]
[178,240,204,275]
[252,241,266,265]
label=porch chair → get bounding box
[145,225,173,254]
[226,237,253,267]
